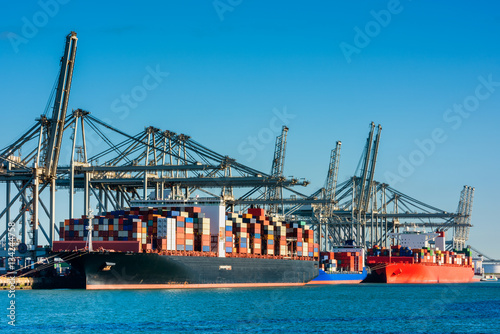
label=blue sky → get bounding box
[1,1,500,258]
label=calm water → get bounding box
[2,282,499,333]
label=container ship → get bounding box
[54,199,319,289]
[308,245,367,284]
[364,230,475,284]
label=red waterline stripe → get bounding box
[306,280,362,285]
[87,282,306,290]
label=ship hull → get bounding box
[368,263,474,284]
[307,268,368,285]
[63,252,318,290]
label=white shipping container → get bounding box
[167,218,177,251]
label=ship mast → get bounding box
[86,209,94,252]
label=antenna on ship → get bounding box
[86,209,94,252]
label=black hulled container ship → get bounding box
[54,198,319,289]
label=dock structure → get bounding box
[0,32,475,270]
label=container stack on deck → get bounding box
[60,207,319,260]
[224,208,319,258]
[319,251,362,272]
[60,207,213,253]
[366,245,472,266]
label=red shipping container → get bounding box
[157,238,168,250]
[248,208,265,217]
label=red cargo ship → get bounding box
[365,231,475,284]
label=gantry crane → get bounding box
[0,32,77,258]
[0,32,478,261]
[452,185,475,250]
[267,126,289,214]
[317,141,342,251]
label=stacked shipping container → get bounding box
[224,208,319,258]
[60,206,319,260]
[60,207,212,253]
[319,251,363,272]
[366,245,472,266]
